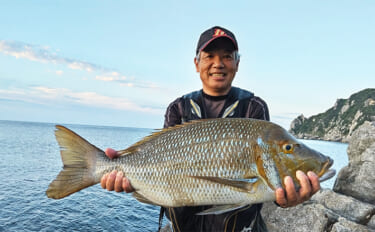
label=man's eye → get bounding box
[224,54,233,59]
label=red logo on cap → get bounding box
[213,29,227,37]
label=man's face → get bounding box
[194,38,239,96]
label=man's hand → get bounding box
[275,170,320,208]
[100,148,135,193]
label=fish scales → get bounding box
[47,118,334,213]
[94,119,269,206]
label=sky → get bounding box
[0,1,374,129]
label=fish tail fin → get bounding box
[46,125,104,199]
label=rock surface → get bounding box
[333,121,375,205]
[262,121,375,231]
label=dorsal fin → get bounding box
[117,120,212,156]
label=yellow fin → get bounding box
[46,125,103,199]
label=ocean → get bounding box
[0,120,348,232]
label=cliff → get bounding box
[289,88,375,142]
[262,121,375,231]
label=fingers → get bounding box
[114,171,135,193]
[115,171,124,192]
[284,176,298,206]
[275,176,297,208]
[275,171,321,208]
[100,170,134,193]
[105,170,117,191]
[275,187,287,207]
[123,178,135,193]
[105,148,119,159]
[296,170,312,202]
[102,149,135,193]
[100,173,109,189]
[307,171,321,194]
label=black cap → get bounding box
[196,26,238,55]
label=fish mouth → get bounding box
[318,157,336,182]
[319,169,336,182]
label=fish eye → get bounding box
[283,144,294,153]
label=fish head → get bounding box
[262,123,335,189]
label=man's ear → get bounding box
[235,59,240,72]
[194,57,199,73]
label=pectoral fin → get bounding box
[191,176,259,193]
[196,204,249,215]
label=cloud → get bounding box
[0,40,101,72]
[95,72,159,89]
[0,86,163,114]
[0,40,159,89]
[56,70,63,75]
[95,72,124,82]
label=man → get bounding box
[101,26,320,231]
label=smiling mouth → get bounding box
[210,73,226,78]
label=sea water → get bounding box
[0,120,348,232]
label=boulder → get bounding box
[262,189,375,232]
[312,189,375,224]
[333,161,375,205]
[334,121,375,204]
[330,217,374,232]
[261,202,332,232]
[368,215,375,229]
[345,121,375,163]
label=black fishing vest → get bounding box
[158,87,268,232]
[181,87,254,122]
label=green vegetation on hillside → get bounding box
[290,88,375,140]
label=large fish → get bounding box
[46,118,335,214]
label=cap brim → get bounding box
[198,35,238,53]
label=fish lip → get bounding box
[319,169,336,182]
[324,157,334,169]
[318,157,334,178]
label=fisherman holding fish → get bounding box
[100,26,322,231]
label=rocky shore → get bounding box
[262,121,375,231]
[289,88,375,142]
